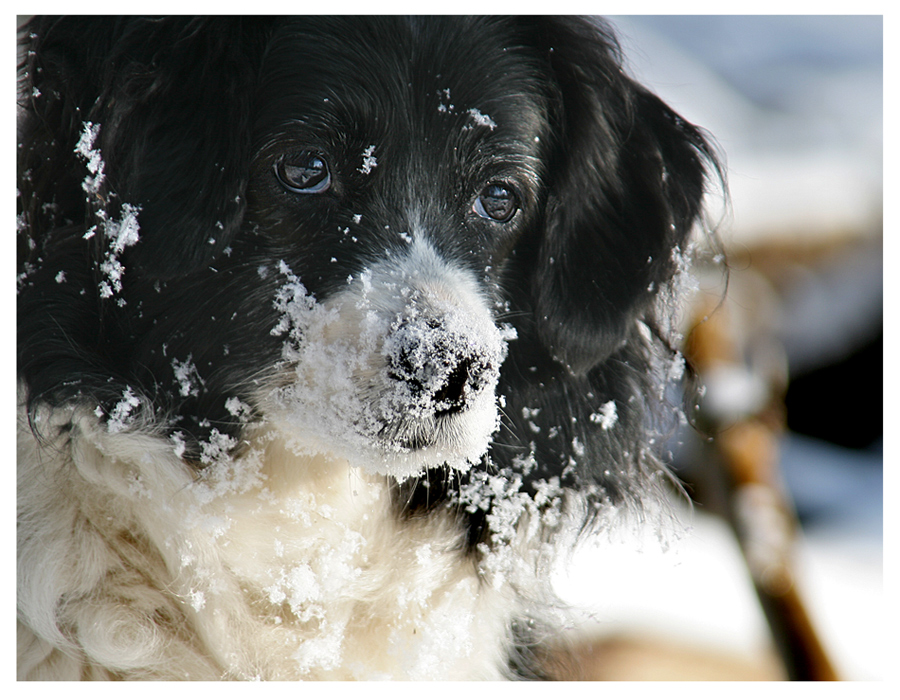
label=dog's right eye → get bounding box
[274,151,331,194]
[473,183,519,223]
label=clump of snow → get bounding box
[225,396,253,423]
[106,205,141,253]
[571,436,585,457]
[74,122,142,302]
[380,309,499,417]
[437,88,454,113]
[199,429,237,467]
[126,471,153,500]
[590,400,618,430]
[667,351,687,384]
[457,468,575,590]
[187,589,206,612]
[655,243,700,343]
[466,108,497,130]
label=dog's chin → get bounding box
[375,388,502,476]
[262,380,501,481]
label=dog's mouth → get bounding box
[260,243,515,480]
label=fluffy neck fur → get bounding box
[17,401,543,680]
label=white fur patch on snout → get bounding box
[260,238,515,480]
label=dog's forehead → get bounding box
[257,18,548,144]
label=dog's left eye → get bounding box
[274,151,331,193]
[473,183,518,222]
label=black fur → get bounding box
[18,15,716,662]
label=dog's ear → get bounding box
[529,18,714,374]
[25,17,268,278]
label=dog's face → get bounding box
[19,17,712,496]
[235,20,550,476]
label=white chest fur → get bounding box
[17,410,516,680]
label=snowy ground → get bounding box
[553,16,884,681]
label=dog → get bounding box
[17,16,716,680]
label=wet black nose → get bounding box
[429,355,473,415]
[386,319,492,416]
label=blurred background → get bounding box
[553,15,883,681]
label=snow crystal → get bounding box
[513,452,537,477]
[54,271,66,284]
[667,352,686,384]
[471,474,536,588]
[264,564,319,609]
[98,258,124,299]
[171,432,187,459]
[74,121,104,194]
[414,544,434,567]
[172,356,203,398]
[269,261,320,343]
[292,620,346,673]
[126,472,153,500]
[589,400,618,430]
[225,396,253,423]
[107,386,141,433]
[359,145,378,174]
[572,436,587,457]
[92,202,141,301]
[199,429,237,466]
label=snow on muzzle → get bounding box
[261,239,515,480]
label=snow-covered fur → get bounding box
[17,16,716,680]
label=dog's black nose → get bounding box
[385,318,494,416]
[430,356,472,415]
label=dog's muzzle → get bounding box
[264,239,514,479]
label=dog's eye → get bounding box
[274,151,331,194]
[473,183,518,222]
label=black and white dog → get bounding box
[17,16,716,680]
